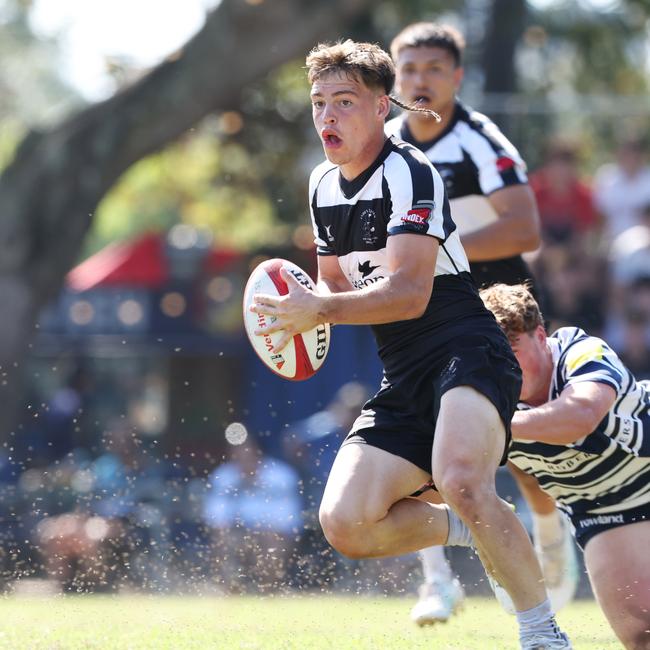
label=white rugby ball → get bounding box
[243,258,330,381]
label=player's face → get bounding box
[394,46,463,119]
[311,71,389,180]
[509,326,551,404]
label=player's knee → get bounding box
[318,507,373,559]
[435,464,493,518]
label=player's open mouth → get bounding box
[414,95,431,105]
[322,131,342,148]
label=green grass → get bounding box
[0,595,617,649]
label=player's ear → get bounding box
[377,94,391,120]
[453,66,464,91]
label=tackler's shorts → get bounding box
[571,501,650,550]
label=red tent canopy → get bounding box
[66,233,242,292]
[66,233,167,292]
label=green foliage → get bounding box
[4,0,650,254]
[0,0,81,174]
[0,0,80,128]
[88,121,290,256]
[0,595,619,649]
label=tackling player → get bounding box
[252,39,571,650]
[387,21,578,625]
[481,282,650,650]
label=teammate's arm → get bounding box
[251,233,438,352]
[511,381,616,445]
[460,184,541,261]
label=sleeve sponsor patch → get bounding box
[401,207,431,226]
[496,156,516,172]
[565,340,604,374]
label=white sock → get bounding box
[516,598,563,643]
[444,505,473,547]
[419,545,452,583]
[532,510,564,547]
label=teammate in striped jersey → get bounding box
[387,21,577,625]
[481,282,650,650]
[252,39,571,650]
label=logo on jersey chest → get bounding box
[360,209,377,244]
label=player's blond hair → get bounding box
[306,40,440,121]
[307,40,395,94]
[479,283,544,340]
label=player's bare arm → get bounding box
[316,254,353,295]
[460,185,541,261]
[512,381,616,445]
[251,233,438,352]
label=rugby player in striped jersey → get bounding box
[482,282,650,650]
[387,21,578,625]
[252,39,571,650]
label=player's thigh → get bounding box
[432,385,506,480]
[584,521,650,640]
[320,442,431,522]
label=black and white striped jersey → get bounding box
[309,136,490,357]
[310,136,469,284]
[509,326,650,517]
[385,102,534,289]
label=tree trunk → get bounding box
[481,0,527,134]
[0,0,372,437]
[482,0,527,94]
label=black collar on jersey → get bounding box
[399,99,466,151]
[338,137,394,200]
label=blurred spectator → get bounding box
[617,307,650,380]
[608,203,650,287]
[529,138,599,245]
[34,420,167,592]
[202,435,302,593]
[605,277,650,371]
[533,242,606,334]
[283,382,371,588]
[284,382,371,516]
[593,136,650,241]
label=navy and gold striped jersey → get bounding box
[385,101,534,289]
[510,326,650,518]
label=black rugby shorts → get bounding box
[343,327,522,474]
[571,501,650,550]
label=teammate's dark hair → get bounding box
[307,40,440,122]
[390,22,465,68]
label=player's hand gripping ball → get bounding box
[243,258,330,380]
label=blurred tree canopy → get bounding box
[0,0,648,439]
[89,0,650,254]
[0,0,81,168]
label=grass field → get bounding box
[0,594,618,649]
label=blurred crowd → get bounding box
[0,135,649,596]
[529,134,650,379]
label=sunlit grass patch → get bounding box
[0,594,617,649]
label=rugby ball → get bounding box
[243,258,330,381]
